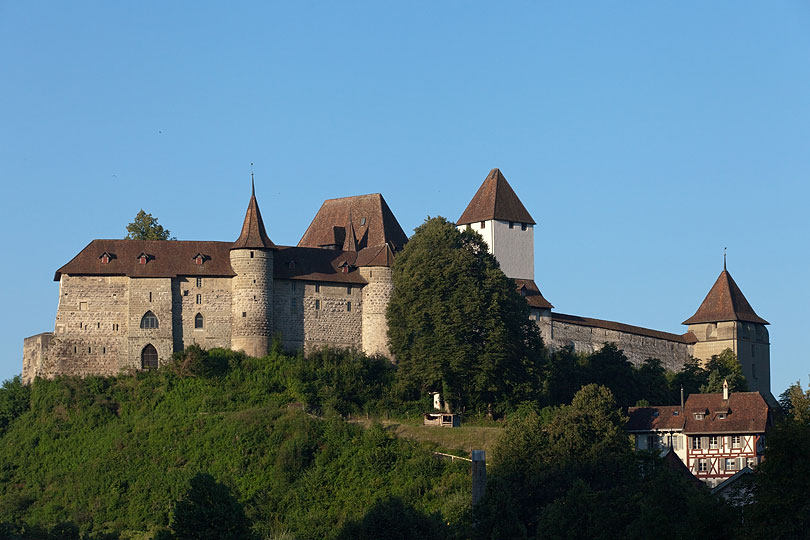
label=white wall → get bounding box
[460,219,534,280]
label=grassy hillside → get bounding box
[0,348,473,539]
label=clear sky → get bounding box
[1,2,808,395]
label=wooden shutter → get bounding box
[701,436,709,449]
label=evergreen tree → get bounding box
[701,349,747,393]
[386,217,545,414]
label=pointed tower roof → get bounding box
[457,168,536,226]
[682,268,768,325]
[342,211,358,252]
[231,180,276,250]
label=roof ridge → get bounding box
[457,168,536,225]
[682,267,768,325]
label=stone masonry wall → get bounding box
[543,318,692,371]
[127,278,174,370]
[39,275,130,379]
[22,333,53,383]
[230,249,274,357]
[274,279,362,352]
[173,276,232,351]
[359,267,393,358]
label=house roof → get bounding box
[682,268,768,325]
[552,312,698,344]
[457,168,536,226]
[232,184,276,250]
[514,279,553,309]
[298,193,408,252]
[682,391,770,434]
[627,406,685,432]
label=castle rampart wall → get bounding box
[22,333,53,383]
[544,318,692,371]
[359,267,393,357]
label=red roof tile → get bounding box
[513,278,553,309]
[682,392,770,434]
[232,185,276,250]
[457,168,535,225]
[552,312,697,343]
[627,406,686,432]
[298,193,407,251]
[682,269,768,325]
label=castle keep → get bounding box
[23,169,772,401]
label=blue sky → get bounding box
[1,2,808,395]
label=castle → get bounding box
[22,169,773,402]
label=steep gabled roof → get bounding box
[627,406,685,432]
[683,391,770,434]
[682,268,768,325]
[513,278,553,309]
[232,183,276,250]
[298,193,408,251]
[457,168,535,225]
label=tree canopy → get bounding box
[125,209,174,240]
[386,216,545,414]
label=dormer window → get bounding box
[137,253,151,265]
[694,413,705,420]
[339,261,350,274]
[519,286,527,297]
[192,253,207,265]
[717,413,727,419]
[289,260,296,269]
[360,217,367,226]
[99,251,114,264]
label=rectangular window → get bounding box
[694,413,704,420]
[315,299,320,310]
[692,436,701,450]
[79,301,88,311]
[196,294,202,305]
[725,458,736,471]
[732,436,742,449]
[717,413,726,419]
[509,221,514,229]
[196,277,202,287]
[646,435,657,450]
[315,283,320,293]
[521,223,528,231]
[698,459,708,472]
[709,436,719,449]
[242,312,246,318]
[149,292,152,302]
[290,298,297,312]
[183,290,189,296]
[347,286,352,294]
[291,282,296,291]
[250,251,254,258]
[347,301,351,312]
[480,221,485,228]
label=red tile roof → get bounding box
[232,185,276,250]
[552,312,697,344]
[298,193,408,251]
[682,269,768,325]
[457,168,535,226]
[627,406,686,432]
[682,392,770,434]
[514,279,553,309]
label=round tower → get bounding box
[359,245,396,359]
[230,181,276,357]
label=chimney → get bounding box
[723,379,729,400]
[471,450,486,506]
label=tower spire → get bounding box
[251,162,255,197]
[724,247,727,271]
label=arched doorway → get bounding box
[141,344,158,369]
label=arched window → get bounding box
[141,344,158,369]
[194,313,204,329]
[140,311,159,329]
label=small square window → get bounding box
[242,312,246,318]
[509,221,514,229]
[698,459,708,472]
[250,251,254,258]
[709,436,719,449]
[521,223,528,231]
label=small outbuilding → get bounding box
[423,413,461,428]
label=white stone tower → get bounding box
[456,168,536,280]
[683,262,772,401]
[230,181,276,357]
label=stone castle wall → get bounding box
[689,321,770,395]
[360,267,393,357]
[274,279,362,352]
[230,249,274,357]
[173,276,233,351]
[127,278,174,370]
[542,318,693,371]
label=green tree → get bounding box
[701,348,747,393]
[125,209,173,240]
[386,217,545,414]
[668,357,707,402]
[169,473,253,540]
[0,376,30,436]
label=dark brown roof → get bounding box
[457,168,535,225]
[298,193,408,251]
[682,269,768,325]
[683,392,770,435]
[627,406,685,432]
[54,240,238,280]
[273,246,368,284]
[552,312,697,344]
[232,185,276,250]
[514,279,553,309]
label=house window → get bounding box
[698,459,708,472]
[315,283,320,293]
[347,301,351,312]
[141,344,158,369]
[646,435,657,450]
[480,221,485,228]
[725,458,736,471]
[509,221,514,229]
[360,217,366,226]
[242,312,246,318]
[183,290,189,296]
[289,260,296,269]
[149,292,152,302]
[79,302,88,311]
[709,436,719,449]
[347,286,352,295]
[694,413,704,420]
[196,277,202,287]
[521,223,528,231]
[194,313,203,329]
[139,256,147,265]
[692,436,702,450]
[140,311,159,329]
[717,413,726,419]
[731,436,742,449]
[250,251,254,258]
[101,255,110,264]
[196,294,202,305]
[315,299,320,310]
[195,255,203,265]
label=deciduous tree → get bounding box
[125,209,174,240]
